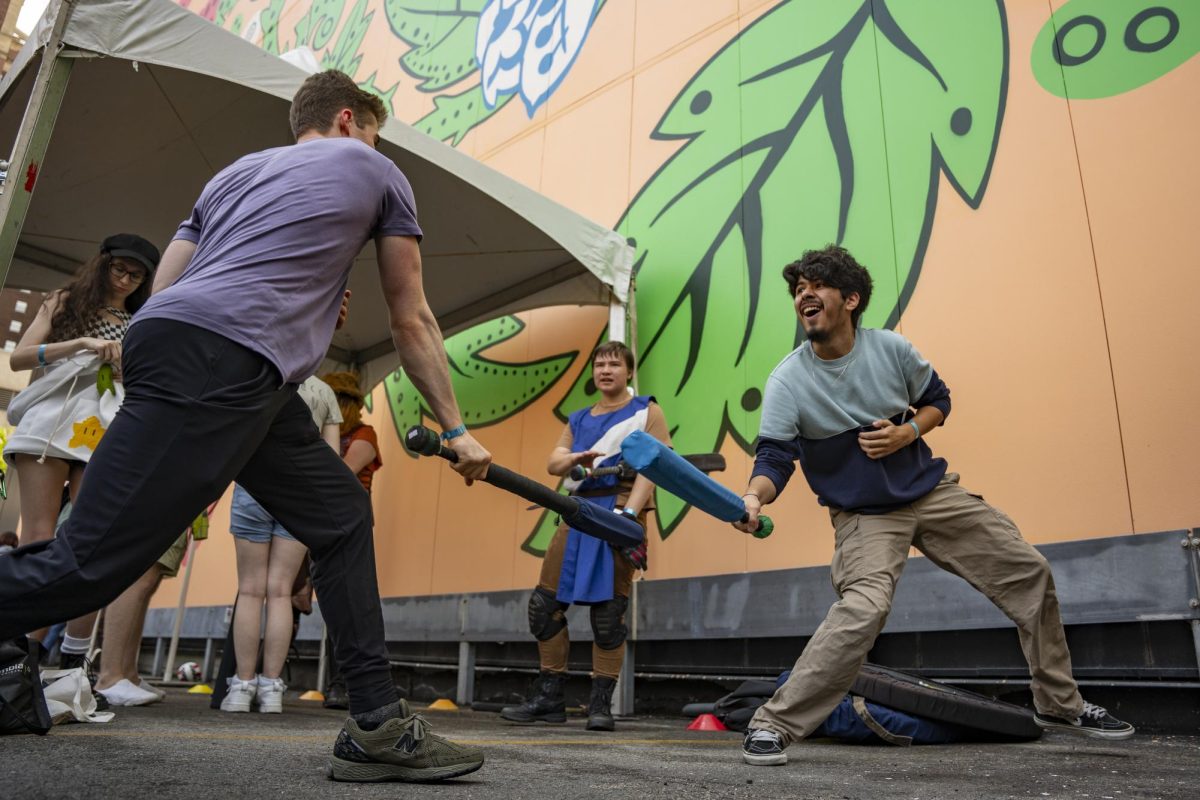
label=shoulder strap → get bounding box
[852,695,913,747]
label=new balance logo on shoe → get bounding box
[392,731,419,757]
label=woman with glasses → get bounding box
[4,234,160,691]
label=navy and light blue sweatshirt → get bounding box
[752,328,951,514]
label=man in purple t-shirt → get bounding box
[0,71,491,782]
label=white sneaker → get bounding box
[138,678,167,699]
[256,676,286,713]
[97,678,162,707]
[220,675,257,712]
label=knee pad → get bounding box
[528,588,568,641]
[590,596,628,650]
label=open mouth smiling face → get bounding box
[794,281,834,332]
[799,297,823,323]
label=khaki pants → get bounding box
[536,517,637,679]
[752,474,1083,745]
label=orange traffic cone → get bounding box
[686,713,728,731]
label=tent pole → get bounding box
[627,281,638,394]
[162,537,198,681]
[0,0,76,289]
[608,293,626,344]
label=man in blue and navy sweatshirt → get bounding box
[735,245,1133,767]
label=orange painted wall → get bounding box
[159,0,1200,607]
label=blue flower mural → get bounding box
[476,0,602,115]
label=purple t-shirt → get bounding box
[134,137,422,383]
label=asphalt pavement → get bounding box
[2,688,1196,800]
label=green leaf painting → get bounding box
[382,315,576,453]
[323,0,376,77]
[294,0,347,53]
[617,0,1007,534]
[414,85,513,146]
[260,0,286,55]
[1032,0,1198,99]
[384,0,487,91]
[383,0,514,144]
[521,487,571,555]
[216,0,238,27]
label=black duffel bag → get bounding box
[0,637,53,735]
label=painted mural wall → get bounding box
[161,0,1200,608]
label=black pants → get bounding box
[0,320,396,714]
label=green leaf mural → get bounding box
[359,70,401,112]
[1032,0,1198,99]
[414,87,513,147]
[216,0,238,27]
[384,0,487,91]
[295,0,347,53]
[521,486,571,555]
[383,0,514,144]
[382,315,577,453]
[607,0,1007,534]
[323,0,376,77]
[260,0,287,55]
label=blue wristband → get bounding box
[907,420,921,440]
[37,344,47,366]
[440,424,467,442]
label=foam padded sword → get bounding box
[620,430,773,538]
[405,426,644,549]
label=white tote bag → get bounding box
[4,354,125,464]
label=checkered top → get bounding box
[83,307,132,342]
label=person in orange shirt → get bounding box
[322,372,382,493]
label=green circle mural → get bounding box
[1032,0,1199,99]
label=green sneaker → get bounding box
[327,700,485,782]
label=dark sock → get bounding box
[353,700,403,731]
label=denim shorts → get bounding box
[229,485,296,543]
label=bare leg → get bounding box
[125,569,161,681]
[96,565,164,690]
[261,537,308,679]
[12,453,70,642]
[231,538,269,681]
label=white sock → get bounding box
[61,634,92,655]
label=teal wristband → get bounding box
[440,424,467,442]
[37,344,47,366]
[907,420,921,440]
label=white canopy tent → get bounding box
[0,0,633,390]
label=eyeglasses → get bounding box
[109,262,147,285]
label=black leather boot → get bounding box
[586,676,617,731]
[500,670,567,723]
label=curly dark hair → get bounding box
[782,245,874,327]
[289,70,388,139]
[47,252,150,343]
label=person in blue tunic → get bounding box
[501,341,670,731]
